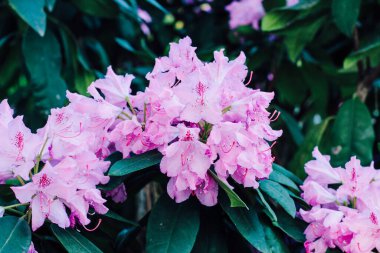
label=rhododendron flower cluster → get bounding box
[105,36,282,206]
[0,36,281,232]
[226,0,299,30]
[300,147,380,253]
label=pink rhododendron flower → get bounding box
[106,183,127,203]
[226,0,265,30]
[300,147,380,253]
[28,242,38,253]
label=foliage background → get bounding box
[0,0,379,252]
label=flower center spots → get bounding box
[55,112,65,124]
[39,174,52,188]
[351,167,357,181]
[14,131,24,151]
[181,130,194,141]
[195,83,207,106]
[370,212,378,225]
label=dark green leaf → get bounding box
[284,17,325,62]
[209,171,248,209]
[263,223,290,253]
[0,216,31,253]
[256,188,277,222]
[332,0,361,37]
[220,193,268,253]
[330,98,375,166]
[259,180,296,218]
[269,170,300,192]
[191,209,227,253]
[8,0,46,36]
[146,0,169,14]
[272,209,306,242]
[343,40,380,69]
[277,107,304,146]
[108,150,162,176]
[71,0,119,18]
[45,0,56,12]
[51,225,103,253]
[289,117,333,178]
[104,210,139,227]
[22,29,67,111]
[273,163,303,185]
[146,195,200,253]
[115,37,136,53]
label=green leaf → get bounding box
[269,170,300,192]
[273,163,303,185]
[115,37,136,53]
[332,0,361,37]
[263,223,290,253]
[272,209,306,242]
[343,40,380,69]
[289,117,333,178]
[330,98,375,166]
[104,210,139,227]
[8,0,46,36]
[209,171,248,209]
[284,17,325,62]
[146,195,200,253]
[256,188,277,222]
[45,0,56,12]
[261,0,320,31]
[219,193,269,253]
[22,29,67,111]
[191,209,227,253]
[259,180,296,218]
[277,107,304,146]
[108,150,162,176]
[0,216,31,253]
[51,225,103,253]
[71,0,119,18]
[146,0,169,14]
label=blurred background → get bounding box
[0,0,379,197]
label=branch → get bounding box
[356,64,380,102]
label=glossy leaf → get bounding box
[209,171,248,209]
[220,193,269,253]
[0,216,31,253]
[51,225,103,253]
[104,210,139,227]
[277,107,304,146]
[263,223,290,253]
[289,117,333,178]
[273,163,303,185]
[332,0,361,37]
[329,98,375,166]
[8,0,46,36]
[269,170,299,192]
[343,40,380,69]
[22,29,67,111]
[284,17,325,62]
[108,150,162,176]
[272,209,306,242]
[259,180,296,218]
[146,195,200,253]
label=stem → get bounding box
[353,28,364,81]
[34,138,49,174]
[5,208,25,216]
[16,176,25,185]
[27,209,32,224]
[125,97,137,116]
[352,197,357,209]
[222,106,232,114]
[121,111,132,120]
[356,64,380,102]
[142,103,147,130]
[4,203,29,210]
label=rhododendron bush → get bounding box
[1,0,380,253]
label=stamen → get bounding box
[269,110,281,122]
[244,71,253,86]
[260,141,277,153]
[83,218,102,232]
